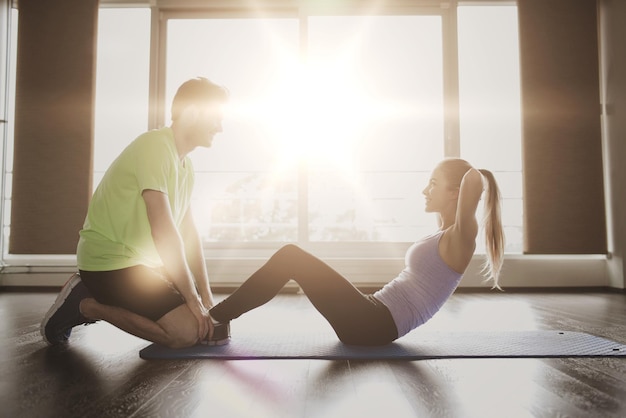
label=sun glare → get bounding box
[276,64,363,162]
[235,56,391,178]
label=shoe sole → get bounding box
[40,273,82,345]
[201,323,231,346]
[202,337,231,346]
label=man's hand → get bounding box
[187,296,213,342]
[143,190,215,342]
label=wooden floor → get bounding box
[1,289,626,418]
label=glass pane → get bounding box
[166,18,300,242]
[307,15,444,242]
[94,8,151,185]
[3,9,18,254]
[5,8,17,173]
[193,172,298,242]
[458,6,523,253]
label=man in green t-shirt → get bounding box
[41,77,230,348]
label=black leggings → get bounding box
[209,244,398,346]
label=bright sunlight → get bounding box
[236,59,389,176]
[227,16,412,180]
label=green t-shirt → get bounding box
[77,127,194,271]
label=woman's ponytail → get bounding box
[478,169,505,289]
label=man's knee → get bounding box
[164,331,198,349]
[158,321,199,348]
[157,306,200,349]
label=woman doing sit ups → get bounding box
[209,158,505,346]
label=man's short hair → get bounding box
[171,77,229,122]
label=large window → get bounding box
[2,2,523,258]
[164,13,444,247]
[94,8,151,186]
[457,5,523,252]
[156,5,523,254]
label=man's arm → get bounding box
[142,189,210,341]
[180,207,214,309]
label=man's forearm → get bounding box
[153,225,200,303]
[179,207,214,308]
[186,233,214,308]
[143,190,203,305]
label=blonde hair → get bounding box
[438,159,505,289]
[477,168,505,289]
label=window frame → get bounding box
[0,1,521,260]
[0,0,10,260]
[153,3,461,258]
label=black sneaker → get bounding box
[203,322,231,346]
[40,273,96,345]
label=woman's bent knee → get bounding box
[277,244,315,262]
[277,243,301,256]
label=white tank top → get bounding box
[373,231,464,338]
